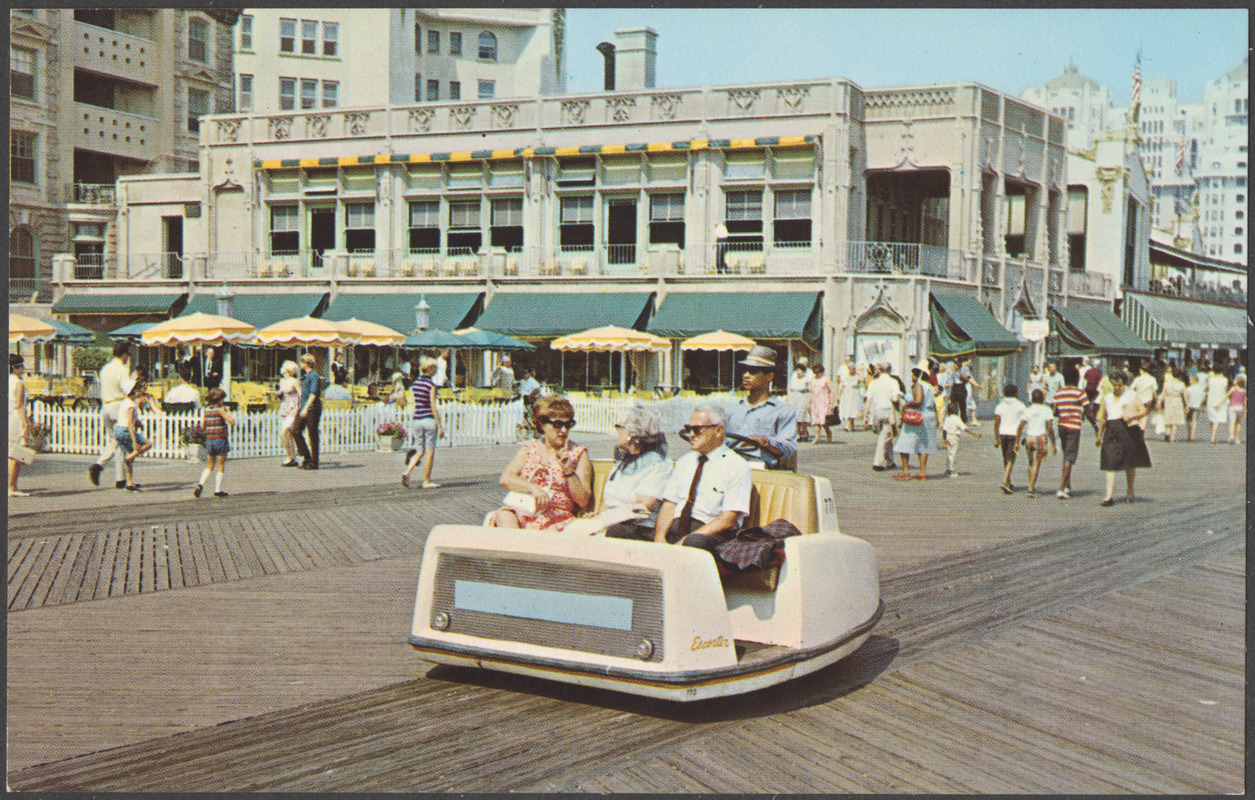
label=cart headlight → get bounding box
[635,639,654,660]
[432,611,450,631]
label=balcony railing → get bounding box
[122,252,182,279]
[1143,277,1246,307]
[65,183,117,205]
[845,241,950,277]
[73,254,109,280]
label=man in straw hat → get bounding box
[725,344,798,470]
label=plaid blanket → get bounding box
[714,518,803,573]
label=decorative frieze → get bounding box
[409,108,435,133]
[651,93,682,121]
[726,89,760,115]
[217,119,240,143]
[491,103,519,129]
[450,105,477,130]
[777,86,809,112]
[344,112,370,136]
[562,99,589,125]
[1095,166,1127,213]
[607,96,636,123]
[269,117,292,140]
[307,115,330,138]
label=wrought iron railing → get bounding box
[1143,277,1246,307]
[123,252,183,279]
[845,241,949,277]
[73,254,108,280]
[66,183,117,205]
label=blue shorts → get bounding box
[113,426,149,453]
[205,438,230,457]
[412,417,438,450]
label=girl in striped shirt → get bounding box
[401,357,444,488]
[194,387,235,498]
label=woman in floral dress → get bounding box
[489,395,592,531]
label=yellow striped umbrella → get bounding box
[255,316,361,347]
[332,318,404,345]
[9,314,57,343]
[550,325,671,353]
[680,330,756,352]
[140,312,257,346]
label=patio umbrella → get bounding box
[334,318,404,345]
[9,314,56,343]
[48,319,99,345]
[452,328,536,351]
[108,320,158,341]
[255,316,359,347]
[680,330,755,390]
[142,312,257,346]
[550,326,670,393]
[401,329,466,348]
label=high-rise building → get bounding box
[1191,55,1248,261]
[1019,60,1115,151]
[9,8,239,303]
[232,8,565,115]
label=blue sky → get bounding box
[564,8,1248,105]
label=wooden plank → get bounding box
[8,539,48,610]
[193,523,227,585]
[166,525,185,589]
[108,529,131,598]
[8,538,34,583]
[125,530,142,597]
[43,534,85,607]
[215,528,247,582]
[254,516,297,574]
[176,524,198,588]
[239,517,280,576]
[63,532,104,604]
[154,527,171,593]
[141,529,156,594]
[228,520,266,579]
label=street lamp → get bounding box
[415,295,431,333]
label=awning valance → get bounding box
[475,292,654,339]
[647,291,822,350]
[1120,290,1246,349]
[322,292,481,336]
[51,293,185,316]
[1049,304,1154,358]
[48,318,102,345]
[929,294,1021,358]
[182,293,328,330]
[256,135,816,170]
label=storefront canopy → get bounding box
[475,292,654,339]
[322,292,481,335]
[48,318,101,345]
[1049,304,1154,358]
[647,291,822,350]
[50,293,185,316]
[1120,290,1246,350]
[928,294,1021,358]
[182,293,328,330]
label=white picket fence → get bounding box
[29,393,745,460]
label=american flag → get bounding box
[1175,136,1186,176]
[1130,50,1142,107]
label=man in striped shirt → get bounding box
[1052,363,1088,500]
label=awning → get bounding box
[50,293,185,316]
[1049,304,1154,358]
[475,292,654,339]
[647,291,822,350]
[1121,290,1246,349]
[48,319,102,345]
[929,294,1021,358]
[182,293,328,330]
[322,292,481,336]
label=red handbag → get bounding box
[901,408,924,425]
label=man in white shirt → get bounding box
[713,221,729,274]
[655,402,753,553]
[490,356,516,392]
[993,384,1027,494]
[162,366,200,406]
[433,349,450,388]
[863,362,901,471]
[1042,361,1064,407]
[88,341,134,489]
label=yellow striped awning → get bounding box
[255,135,816,170]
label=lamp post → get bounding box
[216,283,235,399]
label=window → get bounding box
[426,79,439,102]
[725,190,763,234]
[449,81,461,101]
[490,197,524,250]
[428,29,440,54]
[408,201,440,251]
[279,18,296,53]
[270,205,299,253]
[448,200,482,253]
[322,22,337,56]
[414,73,422,103]
[647,153,687,182]
[10,47,35,100]
[345,203,375,252]
[477,79,495,99]
[559,196,594,248]
[649,193,685,247]
[301,20,317,55]
[449,32,462,56]
[188,17,208,63]
[239,14,252,50]
[300,79,317,110]
[446,163,482,190]
[238,74,253,111]
[724,150,766,180]
[477,32,497,61]
[773,189,812,246]
[279,77,296,111]
[556,158,595,186]
[770,148,814,181]
[414,23,421,54]
[1236,227,1244,237]
[601,155,640,186]
[187,88,209,133]
[321,80,338,108]
[488,161,524,188]
[9,228,36,287]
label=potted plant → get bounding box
[375,421,406,451]
[24,422,51,452]
[179,424,207,460]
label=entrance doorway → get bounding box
[310,207,335,269]
[606,199,637,266]
[162,216,183,278]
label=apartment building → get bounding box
[233,8,564,115]
[1019,60,1116,152]
[9,7,238,305]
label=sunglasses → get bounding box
[744,367,774,375]
[680,423,718,435]
[541,418,576,430]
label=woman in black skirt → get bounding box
[1095,369,1151,506]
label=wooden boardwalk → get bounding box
[8,484,1243,792]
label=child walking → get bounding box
[993,384,1026,494]
[114,380,154,491]
[940,400,982,476]
[194,387,235,498]
[1016,388,1057,497]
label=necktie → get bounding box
[676,454,708,537]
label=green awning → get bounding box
[322,292,481,335]
[929,294,1021,358]
[51,293,185,315]
[48,319,101,344]
[475,292,654,338]
[1120,290,1246,349]
[182,293,328,329]
[1049,304,1154,358]
[647,291,822,350]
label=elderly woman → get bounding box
[808,363,836,443]
[1096,369,1152,506]
[277,360,301,467]
[489,395,593,531]
[8,354,32,497]
[892,366,938,480]
[603,407,674,540]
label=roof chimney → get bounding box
[595,42,615,91]
[613,27,656,91]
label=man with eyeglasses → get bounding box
[725,345,798,470]
[654,402,753,552]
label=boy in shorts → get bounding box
[1016,388,1057,497]
[1051,364,1087,498]
[941,399,982,476]
[993,384,1026,494]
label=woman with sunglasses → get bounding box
[489,395,592,530]
[603,407,673,540]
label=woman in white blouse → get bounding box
[603,407,674,540]
[1095,370,1151,506]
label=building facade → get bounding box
[233,8,564,115]
[9,7,238,304]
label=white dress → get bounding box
[787,371,811,419]
[1207,374,1231,423]
[837,365,863,419]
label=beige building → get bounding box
[9,7,238,306]
[233,8,565,114]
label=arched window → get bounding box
[9,226,36,290]
[477,31,497,61]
